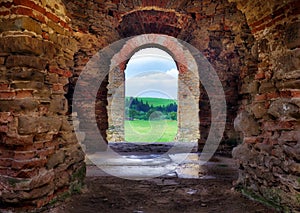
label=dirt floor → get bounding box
[48,155,275,213]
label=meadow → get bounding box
[126,97,177,107]
[125,120,177,142]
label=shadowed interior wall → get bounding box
[0,0,299,211]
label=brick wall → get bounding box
[231,0,300,210]
[0,0,299,211]
[0,0,85,210]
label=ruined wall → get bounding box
[0,0,85,209]
[185,0,257,146]
[63,0,120,145]
[64,0,251,147]
[0,0,298,211]
[231,0,300,210]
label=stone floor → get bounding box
[45,143,274,213]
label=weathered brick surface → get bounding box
[0,0,84,210]
[231,0,300,210]
[0,0,299,211]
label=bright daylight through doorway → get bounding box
[124,48,179,142]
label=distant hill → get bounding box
[126,97,177,107]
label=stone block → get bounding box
[11,81,44,90]
[49,96,68,114]
[7,68,45,82]
[0,17,42,35]
[18,116,39,134]
[279,131,300,143]
[39,116,62,134]
[274,70,300,80]
[251,102,267,119]
[6,55,48,70]
[240,80,259,94]
[276,79,300,90]
[0,99,39,112]
[234,111,260,136]
[1,134,34,146]
[259,80,276,93]
[268,99,299,119]
[18,116,62,135]
[46,150,65,169]
[0,36,56,58]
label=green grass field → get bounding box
[125,120,177,142]
[126,97,177,107]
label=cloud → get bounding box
[125,70,178,99]
[124,48,179,99]
[166,68,178,78]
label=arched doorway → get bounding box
[107,34,200,144]
[124,47,179,142]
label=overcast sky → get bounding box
[125,48,178,100]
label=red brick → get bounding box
[33,12,46,23]
[254,94,266,102]
[0,125,8,133]
[13,0,46,15]
[16,90,33,99]
[49,66,73,78]
[262,121,295,131]
[0,11,10,16]
[64,70,73,78]
[11,157,47,170]
[11,6,34,17]
[42,32,49,40]
[11,5,46,24]
[14,151,35,160]
[49,66,64,76]
[46,11,60,23]
[244,137,259,144]
[3,134,34,146]
[0,112,13,123]
[291,90,300,98]
[52,83,64,92]
[0,91,16,99]
[280,90,292,98]
[36,147,55,158]
[266,92,280,100]
[59,20,72,31]
[0,84,9,90]
[255,71,265,80]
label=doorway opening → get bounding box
[107,35,200,144]
[124,48,179,142]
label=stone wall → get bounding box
[0,0,85,210]
[0,0,299,211]
[231,0,300,210]
[64,0,251,147]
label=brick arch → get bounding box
[107,34,200,142]
[1,0,298,210]
[111,35,188,74]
